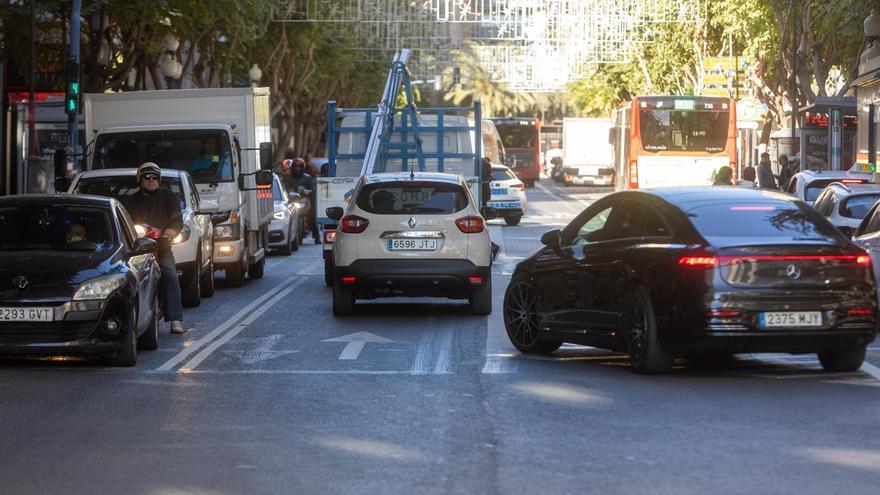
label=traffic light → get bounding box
[65,59,80,115]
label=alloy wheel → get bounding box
[504,282,542,346]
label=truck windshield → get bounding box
[73,176,187,212]
[93,130,234,183]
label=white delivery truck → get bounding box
[83,88,275,287]
[561,118,614,186]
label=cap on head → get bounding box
[137,162,162,182]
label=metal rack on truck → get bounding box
[316,50,483,285]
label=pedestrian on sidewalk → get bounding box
[713,166,734,186]
[757,153,778,190]
[737,166,757,188]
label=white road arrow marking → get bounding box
[323,331,396,360]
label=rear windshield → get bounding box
[0,205,116,251]
[840,194,880,219]
[805,179,837,202]
[687,202,842,246]
[74,176,186,211]
[355,181,468,215]
[491,169,516,181]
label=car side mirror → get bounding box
[210,211,230,226]
[132,237,157,255]
[255,169,273,186]
[259,142,274,171]
[326,207,344,221]
[481,207,499,220]
[541,229,561,248]
[288,192,302,201]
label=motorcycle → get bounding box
[550,157,565,183]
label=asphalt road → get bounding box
[2,180,880,494]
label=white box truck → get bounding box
[562,118,614,186]
[83,88,275,286]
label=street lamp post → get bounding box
[248,64,262,87]
[159,34,182,89]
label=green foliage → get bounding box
[442,43,536,117]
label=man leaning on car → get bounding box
[122,162,187,335]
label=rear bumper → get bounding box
[667,328,877,354]
[335,259,490,299]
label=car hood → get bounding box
[0,249,121,301]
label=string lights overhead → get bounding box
[274,0,703,92]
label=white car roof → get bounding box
[77,168,187,179]
[363,172,464,185]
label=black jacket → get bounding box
[123,188,184,233]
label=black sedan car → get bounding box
[504,188,877,374]
[0,195,161,366]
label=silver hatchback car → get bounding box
[812,182,880,237]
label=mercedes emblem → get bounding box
[12,275,28,291]
[408,217,417,228]
[785,264,801,280]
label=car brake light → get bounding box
[513,183,525,191]
[678,256,719,267]
[456,215,485,234]
[857,255,871,265]
[847,309,873,316]
[341,276,356,285]
[707,310,740,317]
[841,179,867,184]
[468,276,483,285]
[340,215,369,234]
[629,160,638,189]
[323,229,337,244]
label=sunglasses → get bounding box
[142,175,159,182]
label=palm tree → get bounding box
[442,43,535,117]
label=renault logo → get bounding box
[785,264,802,280]
[12,275,28,291]
[408,217,417,228]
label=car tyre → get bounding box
[332,279,354,316]
[503,277,560,354]
[248,256,265,279]
[278,229,293,256]
[181,256,201,308]
[504,215,522,226]
[291,229,300,252]
[818,345,867,372]
[470,277,492,315]
[226,261,245,287]
[200,258,215,298]
[324,258,334,287]
[111,308,138,367]
[625,287,674,374]
[137,294,159,351]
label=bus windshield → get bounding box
[639,104,729,153]
[93,130,234,183]
[494,121,538,169]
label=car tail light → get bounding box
[841,179,867,184]
[857,255,871,266]
[456,215,485,234]
[341,276,356,285]
[847,309,873,316]
[707,310,740,318]
[513,183,525,191]
[340,215,369,234]
[323,229,337,244]
[629,160,638,189]
[678,256,719,268]
[468,276,483,285]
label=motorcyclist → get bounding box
[282,158,321,244]
[123,162,186,334]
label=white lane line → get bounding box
[482,272,518,374]
[860,362,880,382]
[157,276,300,371]
[180,278,305,372]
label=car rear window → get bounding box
[355,181,469,215]
[805,179,836,202]
[687,202,842,246]
[490,169,516,181]
[840,194,880,219]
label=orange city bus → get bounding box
[611,95,738,190]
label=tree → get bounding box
[442,43,536,118]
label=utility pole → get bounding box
[28,0,36,157]
[789,0,799,158]
[66,0,82,169]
